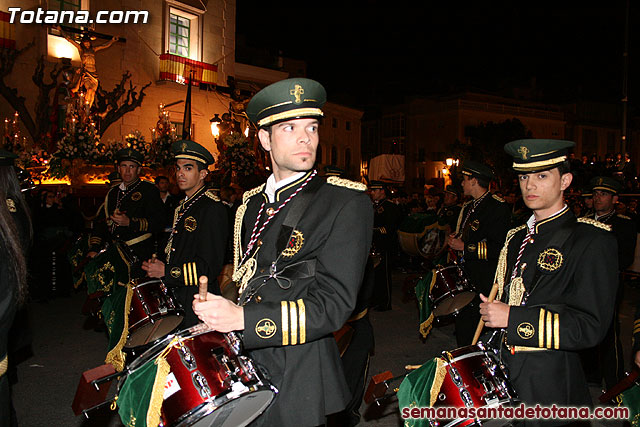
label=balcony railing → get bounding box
[159,53,217,85]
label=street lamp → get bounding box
[210,114,221,139]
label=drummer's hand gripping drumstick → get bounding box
[198,275,208,302]
[471,281,499,345]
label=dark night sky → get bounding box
[237,2,639,109]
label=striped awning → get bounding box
[159,53,217,85]
[0,11,15,49]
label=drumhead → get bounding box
[173,387,274,427]
[125,315,184,348]
[433,291,476,318]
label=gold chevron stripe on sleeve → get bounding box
[281,302,289,346]
[191,262,197,286]
[539,308,545,348]
[183,263,188,286]
[297,299,306,344]
[289,301,298,345]
[554,313,559,350]
[546,310,552,349]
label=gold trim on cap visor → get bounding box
[258,108,324,127]
[513,155,567,171]
[175,154,207,163]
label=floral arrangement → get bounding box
[215,133,257,180]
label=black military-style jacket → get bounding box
[373,198,401,253]
[235,171,373,426]
[438,203,461,231]
[497,209,618,414]
[91,179,164,260]
[455,191,511,295]
[163,185,228,291]
[589,210,637,271]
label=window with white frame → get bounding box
[166,4,201,61]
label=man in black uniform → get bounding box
[141,140,228,327]
[193,78,373,426]
[582,176,636,390]
[370,180,402,311]
[446,161,511,346]
[88,149,164,277]
[437,184,461,231]
[480,139,618,424]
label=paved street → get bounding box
[10,269,639,426]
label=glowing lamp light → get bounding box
[244,126,249,137]
[209,114,221,139]
[442,168,449,175]
[445,158,454,167]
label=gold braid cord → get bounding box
[205,189,220,202]
[164,202,183,262]
[326,176,367,192]
[494,225,526,302]
[232,184,265,296]
[454,200,473,235]
[577,217,612,232]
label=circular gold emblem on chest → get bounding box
[131,192,142,201]
[184,216,197,232]
[537,248,563,272]
[255,318,277,339]
[282,230,304,258]
[517,322,535,340]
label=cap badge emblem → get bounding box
[517,146,529,160]
[181,142,187,152]
[290,84,304,104]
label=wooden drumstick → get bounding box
[198,275,208,302]
[471,281,499,345]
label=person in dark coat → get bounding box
[580,176,637,390]
[369,180,402,311]
[480,139,618,426]
[88,149,164,278]
[142,140,229,328]
[0,150,31,426]
[446,160,511,346]
[193,78,373,426]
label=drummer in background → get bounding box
[437,184,461,231]
[141,140,228,327]
[580,187,594,217]
[580,176,636,391]
[480,139,618,423]
[193,78,373,426]
[446,160,511,346]
[87,149,163,277]
[369,180,402,311]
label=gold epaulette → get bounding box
[506,224,527,240]
[6,198,16,213]
[205,189,220,202]
[492,194,505,202]
[327,176,367,192]
[242,184,265,203]
[577,217,612,232]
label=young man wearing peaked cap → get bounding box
[192,78,373,426]
[480,139,618,425]
[141,139,228,327]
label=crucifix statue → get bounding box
[55,26,119,110]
